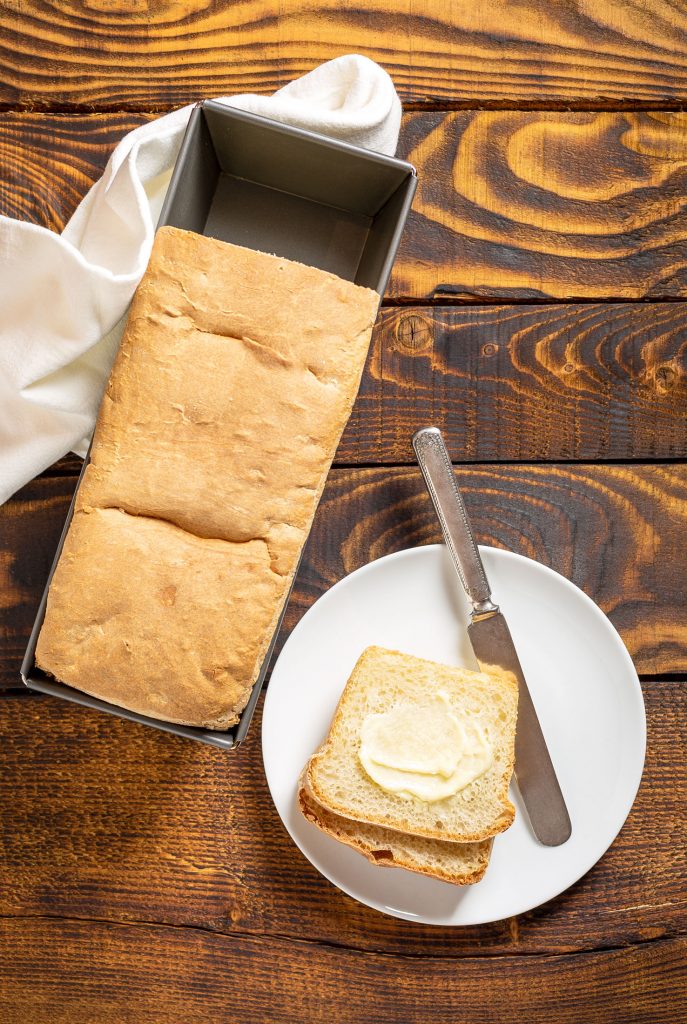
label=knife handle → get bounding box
[412,427,498,615]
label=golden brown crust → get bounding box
[298,786,492,885]
[36,227,378,728]
[36,508,284,728]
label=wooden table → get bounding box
[1,4,686,1021]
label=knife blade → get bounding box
[412,426,571,846]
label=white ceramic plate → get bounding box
[262,545,646,925]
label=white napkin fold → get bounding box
[0,54,402,505]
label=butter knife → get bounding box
[412,427,571,847]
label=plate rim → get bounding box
[262,543,646,925]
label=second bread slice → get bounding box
[299,785,492,884]
[306,646,518,843]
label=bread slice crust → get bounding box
[299,783,493,885]
[306,646,518,843]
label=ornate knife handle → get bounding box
[412,427,498,617]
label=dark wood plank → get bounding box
[392,111,687,301]
[2,465,686,690]
[0,684,685,958]
[0,112,146,230]
[5,111,687,301]
[343,305,687,462]
[1,909,686,1023]
[3,2,687,109]
[8,302,686,467]
[291,464,687,676]
[17,301,687,468]
[0,473,75,689]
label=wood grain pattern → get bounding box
[0,474,75,688]
[2,109,686,460]
[2,464,686,689]
[1,919,685,1024]
[343,305,687,462]
[0,112,146,230]
[0,685,684,961]
[1,4,686,1015]
[289,465,687,676]
[3,1,687,109]
[2,299,685,467]
[392,111,687,300]
[5,111,687,301]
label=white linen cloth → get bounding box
[0,54,402,505]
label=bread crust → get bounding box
[298,786,492,885]
[306,646,518,842]
[36,227,378,728]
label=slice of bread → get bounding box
[306,646,518,843]
[299,784,493,885]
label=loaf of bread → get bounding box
[305,646,518,844]
[36,226,379,729]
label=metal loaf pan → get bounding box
[21,101,417,749]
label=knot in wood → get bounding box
[395,315,432,352]
[655,365,676,392]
